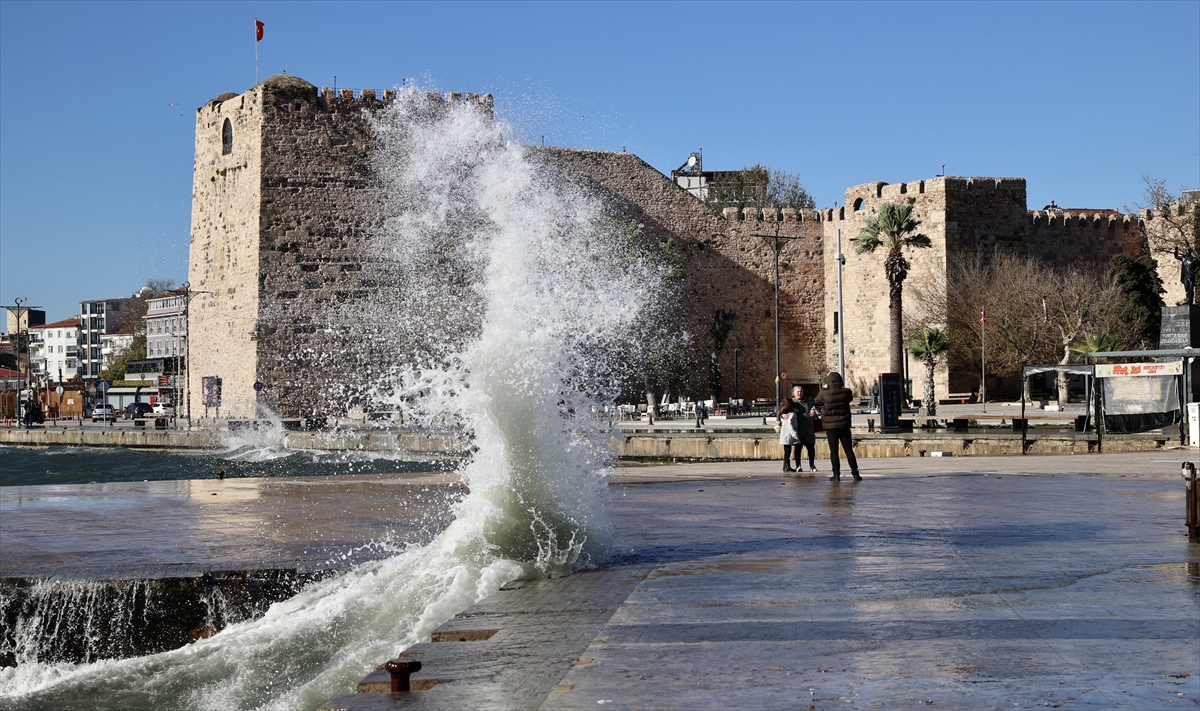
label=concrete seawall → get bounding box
[618,431,1180,459]
[3,426,1181,459]
[0,427,472,457]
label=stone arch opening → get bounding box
[222,119,233,155]
[853,197,866,211]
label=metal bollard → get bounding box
[384,659,422,692]
[1183,462,1199,543]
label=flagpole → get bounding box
[254,18,259,85]
[981,307,987,413]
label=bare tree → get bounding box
[1139,174,1199,257]
[1043,266,1124,406]
[911,249,1124,403]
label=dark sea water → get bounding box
[0,444,457,487]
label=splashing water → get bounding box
[0,90,665,710]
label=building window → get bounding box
[833,312,839,335]
[222,118,233,155]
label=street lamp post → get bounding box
[751,226,804,422]
[733,347,742,410]
[836,228,846,378]
[180,282,211,429]
[11,298,42,428]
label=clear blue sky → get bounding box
[2,1,1197,322]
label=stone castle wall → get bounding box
[189,73,1150,419]
[188,89,264,420]
[541,148,827,400]
[823,175,1144,403]
[189,75,493,419]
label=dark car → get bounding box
[124,402,154,420]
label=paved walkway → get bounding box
[322,452,1200,710]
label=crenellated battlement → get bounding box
[200,75,493,117]
[315,86,494,113]
[1027,209,1140,230]
[720,206,823,223]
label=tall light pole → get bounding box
[836,228,846,378]
[12,298,42,428]
[180,281,212,429]
[751,225,804,421]
[980,307,987,413]
[13,298,25,428]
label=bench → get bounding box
[939,393,976,405]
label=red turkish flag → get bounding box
[256,20,264,41]
[980,308,986,325]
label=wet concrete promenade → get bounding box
[323,453,1200,710]
[0,473,464,579]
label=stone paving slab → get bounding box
[324,453,1199,710]
[321,566,653,711]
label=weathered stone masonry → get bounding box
[189,75,494,419]
[189,74,1152,420]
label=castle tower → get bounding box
[188,75,493,420]
[823,177,1143,402]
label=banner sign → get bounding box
[202,376,223,407]
[878,373,905,429]
[1095,361,1183,378]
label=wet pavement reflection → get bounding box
[0,473,464,579]
[329,454,1199,710]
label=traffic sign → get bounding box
[99,380,112,392]
[55,386,64,395]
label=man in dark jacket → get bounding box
[814,372,861,481]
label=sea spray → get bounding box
[0,88,667,710]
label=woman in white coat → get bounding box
[778,399,800,472]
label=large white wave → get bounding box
[0,88,663,710]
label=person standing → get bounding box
[778,399,799,473]
[814,372,861,481]
[792,399,817,473]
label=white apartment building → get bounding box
[79,298,129,380]
[27,317,83,382]
[145,290,188,360]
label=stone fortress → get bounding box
[189,74,1153,421]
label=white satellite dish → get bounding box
[687,155,697,167]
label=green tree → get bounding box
[703,165,815,214]
[707,309,737,403]
[1108,255,1164,347]
[102,333,146,381]
[1070,332,1124,363]
[856,200,932,374]
[908,328,949,416]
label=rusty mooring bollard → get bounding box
[1184,462,1199,543]
[384,659,422,692]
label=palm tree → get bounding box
[1070,332,1123,363]
[909,328,949,416]
[856,201,932,374]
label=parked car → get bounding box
[91,403,117,422]
[151,403,175,415]
[124,402,154,420]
